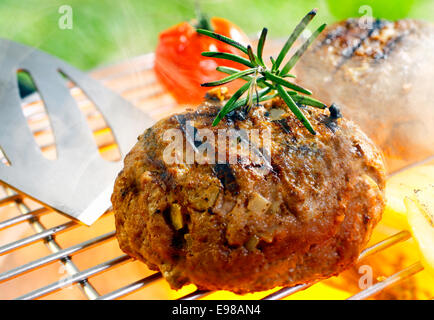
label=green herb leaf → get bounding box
[270,56,277,69]
[212,80,253,126]
[217,66,253,82]
[201,68,257,87]
[281,23,326,75]
[273,8,317,72]
[230,87,273,112]
[194,1,212,31]
[291,93,327,108]
[257,28,268,66]
[276,84,316,135]
[216,66,242,74]
[282,74,296,78]
[196,29,248,54]
[263,71,312,95]
[247,45,257,65]
[216,67,273,89]
[202,51,255,68]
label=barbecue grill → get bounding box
[0,52,432,300]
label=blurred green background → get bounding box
[1,0,433,70]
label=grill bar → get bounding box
[1,186,100,300]
[347,262,424,300]
[0,194,20,205]
[0,231,115,283]
[0,220,77,256]
[97,272,162,300]
[0,207,49,230]
[357,230,411,261]
[16,254,132,300]
[262,283,312,300]
[178,290,213,301]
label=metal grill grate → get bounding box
[0,51,430,300]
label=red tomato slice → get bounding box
[154,17,250,105]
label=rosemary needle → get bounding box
[198,8,327,135]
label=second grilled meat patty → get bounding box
[295,18,434,171]
[112,95,386,293]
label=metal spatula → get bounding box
[0,39,154,225]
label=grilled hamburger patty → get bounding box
[295,18,434,171]
[112,97,386,293]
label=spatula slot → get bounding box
[58,70,121,162]
[16,70,58,160]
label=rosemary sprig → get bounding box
[198,8,327,134]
